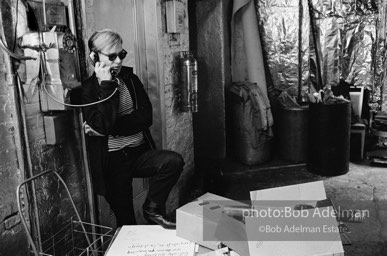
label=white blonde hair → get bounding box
[88,29,122,52]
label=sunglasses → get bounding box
[99,49,127,61]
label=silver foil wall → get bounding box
[255,0,310,97]
[255,0,387,110]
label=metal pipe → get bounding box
[16,63,43,256]
[66,0,82,81]
[42,0,47,28]
[297,0,303,102]
[77,0,97,230]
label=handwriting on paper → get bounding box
[105,225,195,256]
[127,241,192,255]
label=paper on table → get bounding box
[105,225,196,256]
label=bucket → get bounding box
[308,102,351,175]
[276,105,309,163]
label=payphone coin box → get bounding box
[44,114,68,145]
[28,1,67,30]
[21,31,80,111]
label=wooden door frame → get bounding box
[76,0,166,226]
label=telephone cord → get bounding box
[42,78,118,108]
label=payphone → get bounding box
[20,0,81,112]
[21,27,80,111]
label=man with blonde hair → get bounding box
[82,29,183,229]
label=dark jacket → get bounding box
[82,66,156,195]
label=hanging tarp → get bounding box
[231,0,269,99]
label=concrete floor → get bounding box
[190,157,387,256]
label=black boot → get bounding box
[143,199,176,229]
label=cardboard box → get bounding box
[250,180,327,201]
[176,193,249,256]
[248,181,344,256]
[177,182,344,256]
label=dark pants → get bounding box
[105,143,184,226]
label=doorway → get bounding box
[91,0,153,227]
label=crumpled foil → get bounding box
[312,0,377,87]
[255,0,310,97]
[256,0,386,110]
[375,0,387,111]
[314,16,344,88]
[342,15,376,87]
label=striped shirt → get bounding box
[108,78,144,151]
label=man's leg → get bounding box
[105,149,137,226]
[132,149,184,228]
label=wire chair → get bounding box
[16,170,113,256]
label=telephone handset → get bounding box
[89,51,117,79]
[89,51,99,67]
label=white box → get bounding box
[176,193,249,256]
[250,181,327,201]
[248,181,345,256]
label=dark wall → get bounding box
[0,1,90,255]
[188,0,232,194]
[190,0,232,161]
[0,43,29,256]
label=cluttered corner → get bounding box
[254,0,387,167]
